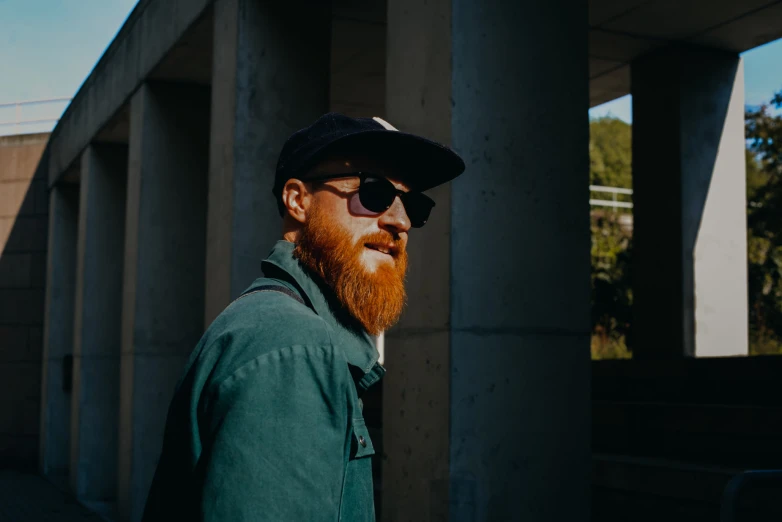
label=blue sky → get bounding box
[0,0,137,134]
[0,0,780,133]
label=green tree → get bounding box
[745,91,782,355]
[591,210,632,359]
[589,117,633,359]
[590,117,632,189]
[589,93,782,359]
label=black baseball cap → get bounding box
[273,113,465,215]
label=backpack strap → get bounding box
[231,284,306,307]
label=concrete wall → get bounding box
[331,0,386,117]
[0,133,50,468]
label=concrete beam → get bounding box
[70,143,127,501]
[118,82,210,522]
[47,0,211,187]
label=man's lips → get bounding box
[365,243,396,256]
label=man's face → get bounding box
[291,157,413,335]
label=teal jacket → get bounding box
[142,240,385,521]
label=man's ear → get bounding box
[281,179,311,224]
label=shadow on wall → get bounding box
[0,132,52,470]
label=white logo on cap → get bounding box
[372,117,399,131]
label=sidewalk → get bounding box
[0,469,104,522]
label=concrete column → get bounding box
[70,144,127,501]
[204,0,330,326]
[385,1,592,521]
[119,82,210,522]
[632,47,748,358]
[40,184,79,478]
[384,0,453,519]
[330,0,386,117]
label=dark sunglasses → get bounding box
[305,172,435,228]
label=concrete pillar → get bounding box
[385,1,592,521]
[204,0,330,326]
[40,184,79,478]
[119,82,210,522]
[70,144,127,501]
[384,1,453,519]
[330,0,386,117]
[631,47,748,358]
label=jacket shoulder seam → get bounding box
[200,337,345,420]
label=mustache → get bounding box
[361,231,405,257]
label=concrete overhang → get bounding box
[46,0,212,187]
[589,0,782,106]
[46,0,782,187]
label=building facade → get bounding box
[0,133,50,469]
[3,0,779,521]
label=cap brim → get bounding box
[301,129,465,192]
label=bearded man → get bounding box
[141,113,465,522]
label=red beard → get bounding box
[293,204,408,335]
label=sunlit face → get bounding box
[306,157,412,272]
[287,156,414,334]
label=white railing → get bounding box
[0,97,72,135]
[590,185,633,209]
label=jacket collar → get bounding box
[259,240,385,390]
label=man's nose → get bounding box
[378,196,411,235]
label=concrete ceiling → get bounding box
[152,0,782,108]
[148,7,214,86]
[589,0,782,106]
[68,0,782,148]
[94,103,130,145]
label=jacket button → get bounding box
[359,435,367,448]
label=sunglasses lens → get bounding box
[401,192,435,228]
[358,177,396,213]
[357,176,435,228]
